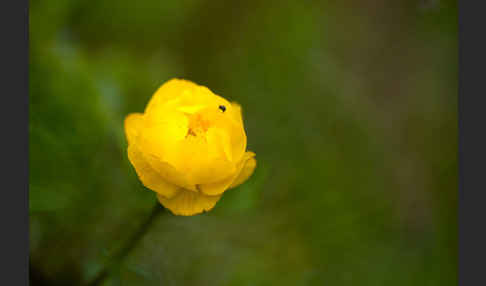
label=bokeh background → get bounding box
[29,0,457,285]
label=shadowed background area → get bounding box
[29,0,457,285]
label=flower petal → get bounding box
[174,135,236,185]
[222,102,247,163]
[230,102,243,125]
[203,106,247,163]
[145,79,231,115]
[142,149,197,192]
[145,78,197,114]
[176,104,208,114]
[229,122,247,164]
[139,111,189,166]
[229,151,257,189]
[206,127,233,162]
[127,144,180,198]
[199,151,256,195]
[157,190,221,216]
[124,113,144,145]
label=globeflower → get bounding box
[124,79,256,216]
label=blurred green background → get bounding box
[29,0,457,285]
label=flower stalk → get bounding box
[85,201,166,286]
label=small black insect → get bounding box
[219,105,226,112]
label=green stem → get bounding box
[85,201,166,286]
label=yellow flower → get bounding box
[124,78,256,216]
